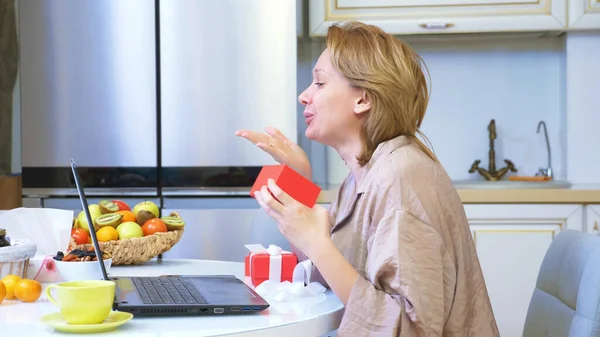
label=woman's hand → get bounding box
[256,179,360,306]
[235,127,312,180]
[254,178,331,258]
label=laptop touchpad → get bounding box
[191,277,257,303]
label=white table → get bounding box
[0,259,344,336]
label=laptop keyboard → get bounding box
[132,277,208,305]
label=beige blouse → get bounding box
[298,136,500,336]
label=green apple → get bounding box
[133,201,160,218]
[76,204,102,232]
[116,221,144,239]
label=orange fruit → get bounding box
[96,226,119,242]
[0,281,6,304]
[14,279,42,303]
[116,210,136,223]
[1,274,21,300]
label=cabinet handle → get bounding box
[419,23,454,30]
[594,221,598,232]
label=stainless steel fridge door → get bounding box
[159,0,298,167]
[19,0,157,168]
[161,197,290,262]
[43,197,161,215]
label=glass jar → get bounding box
[0,228,10,247]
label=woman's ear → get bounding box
[353,91,371,115]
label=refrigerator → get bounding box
[17,0,299,261]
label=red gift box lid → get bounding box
[250,164,321,208]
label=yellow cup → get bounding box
[45,280,116,325]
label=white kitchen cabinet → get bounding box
[568,0,600,29]
[308,0,567,36]
[585,204,600,235]
[463,204,583,337]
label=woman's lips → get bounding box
[304,112,314,125]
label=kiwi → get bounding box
[161,216,185,230]
[99,200,119,214]
[94,213,123,229]
[136,210,156,226]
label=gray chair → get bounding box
[523,229,600,337]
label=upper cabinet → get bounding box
[569,0,600,29]
[308,0,568,36]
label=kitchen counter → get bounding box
[22,184,600,205]
[317,185,600,204]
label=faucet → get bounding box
[468,119,518,181]
[536,121,553,178]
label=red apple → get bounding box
[112,200,131,211]
[142,218,168,236]
[71,228,90,245]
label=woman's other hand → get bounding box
[235,127,312,180]
[254,178,330,258]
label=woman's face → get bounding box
[298,50,368,147]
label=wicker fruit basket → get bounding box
[71,228,184,265]
[61,200,186,265]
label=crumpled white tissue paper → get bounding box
[255,279,327,302]
[255,279,329,314]
[252,256,329,314]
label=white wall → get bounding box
[308,37,569,185]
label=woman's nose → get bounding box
[298,87,311,105]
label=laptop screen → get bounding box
[70,158,110,281]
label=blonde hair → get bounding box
[326,21,437,165]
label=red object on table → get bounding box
[244,252,298,287]
[249,164,321,208]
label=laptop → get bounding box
[69,158,270,316]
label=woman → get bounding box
[236,21,499,336]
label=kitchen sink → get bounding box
[452,179,572,189]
